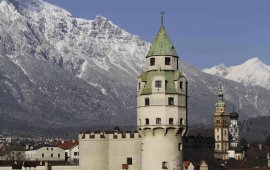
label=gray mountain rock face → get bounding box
[0,0,269,135]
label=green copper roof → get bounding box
[215,88,226,107]
[138,70,184,95]
[229,111,239,119]
[146,25,178,58]
[229,106,239,119]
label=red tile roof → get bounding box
[183,160,190,169]
[56,140,79,150]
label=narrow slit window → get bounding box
[145,98,149,106]
[168,97,174,105]
[165,57,171,65]
[150,58,155,66]
[156,118,161,124]
[145,118,149,125]
[169,118,173,124]
[180,118,183,125]
[180,81,183,89]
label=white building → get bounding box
[57,140,79,161]
[25,144,65,161]
[79,14,187,170]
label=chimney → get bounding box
[259,144,262,150]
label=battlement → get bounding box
[79,130,141,140]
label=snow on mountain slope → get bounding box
[0,0,270,135]
[203,57,270,90]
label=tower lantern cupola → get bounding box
[145,13,179,71]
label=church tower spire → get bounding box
[137,13,187,170]
[214,85,229,160]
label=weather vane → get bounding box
[161,11,164,25]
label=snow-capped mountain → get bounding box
[203,57,270,90]
[0,0,269,135]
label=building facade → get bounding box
[79,16,188,170]
[214,87,229,160]
[57,140,79,161]
[25,145,65,161]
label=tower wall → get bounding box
[137,23,187,170]
[79,133,109,170]
[147,55,178,71]
[141,129,182,170]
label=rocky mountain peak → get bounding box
[203,57,270,90]
[0,0,270,136]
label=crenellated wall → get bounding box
[79,130,142,170]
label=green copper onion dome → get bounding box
[229,106,239,119]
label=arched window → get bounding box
[162,161,168,169]
[169,118,173,124]
[217,135,219,140]
[156,118,161,124]
[224,130,227,136]
[217,144,220,150]
[145,118,149,125]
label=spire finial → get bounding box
[219,80,222,91]
[160,11,164,25]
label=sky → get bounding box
[44,0,270,69]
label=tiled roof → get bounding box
[56,140,79,150]
[146,25,178,58]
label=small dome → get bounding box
[229,111,239,119]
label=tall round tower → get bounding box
[137,14,187,170]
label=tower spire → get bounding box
[219,80,222,90]
[161,11,164,25]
